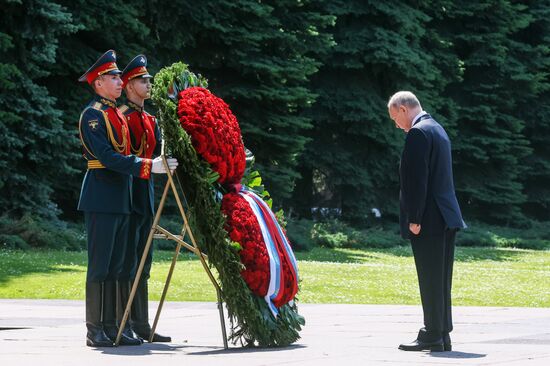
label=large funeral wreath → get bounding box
[152,62,304,347]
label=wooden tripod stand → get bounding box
[115,153,228,349]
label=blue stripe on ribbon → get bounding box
[250,192,299,281]
[239,190,281,316]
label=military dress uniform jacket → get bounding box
[78,95,153,214]
[120,102,161,216]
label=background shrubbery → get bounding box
[456,222,550,250]
[2,213,548,252]
[286,218,550,251]
[0,215,86,250]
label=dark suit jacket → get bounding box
[399,114,466,239]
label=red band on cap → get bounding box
[86,62,119,84]
[122,67,148,87]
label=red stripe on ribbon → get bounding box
[245,192,298,307]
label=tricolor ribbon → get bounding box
[239,187,299,316]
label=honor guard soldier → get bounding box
[78,50,178,347]
[119,55,170,342]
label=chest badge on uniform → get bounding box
[89,119,99,131]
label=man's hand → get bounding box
[152,156,179,174]
[409,223,421,235]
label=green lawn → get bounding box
[0,247,549,307]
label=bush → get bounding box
[360,227,408,248]
[287,218,550,251]
[286,218,315,251]
[0,215,86,250]
[150,216,550,251]
[154,215,192,251]
[456,222,550,250]
[0,234,30,250]
[307,219,406,249]
[311,220,359,248]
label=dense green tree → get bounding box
[45,0,153,217]
[2,0,334,218]
[292,0,460,224]
[2,0,550,229]
[438,1,533,224]
[516,1,550,221]
[0,0,79,218]
[144,0,334,201]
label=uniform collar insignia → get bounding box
[128,100,144,112]
[95,95,117,109]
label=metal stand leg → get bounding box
[149,241,182,342]
[115,173,171,346]
[116,154,228,348]
[216,288,228,349]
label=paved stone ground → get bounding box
[1,300,549,365]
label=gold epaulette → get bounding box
[119,105,129,114]
[87,160,105,169]
[86,103,128,155]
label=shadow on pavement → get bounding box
[187,343,307,355]
[97,343,186,356]
[430,350,486,359]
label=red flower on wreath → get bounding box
[176,85,298,307]
[221,192,270,296]
[177,87,246,185]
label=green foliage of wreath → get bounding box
[152,62,304,347]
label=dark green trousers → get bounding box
[84,212,130,282]
[121,213,154,281]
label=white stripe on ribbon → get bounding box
[239,191,281,316]
[251,194,299,281]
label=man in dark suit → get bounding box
[387,91,466,352]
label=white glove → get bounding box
[166,157,179,173]
[151,156,179,174]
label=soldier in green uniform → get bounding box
[78,50,177,347]
[119,55,171,342]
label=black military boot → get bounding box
[85,282,114,347]
[117,281,143,344]
[131,277,171,343]
[103,280,141,346]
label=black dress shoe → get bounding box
[152,332,171,343]
[104,326,143,346]
[122,327,144,345]
[135,329,172,343]
[131,280,172,343]
[118,332,143,346]
[443,333,452,351]
[86,327,114,347]
[398,339,444,352]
